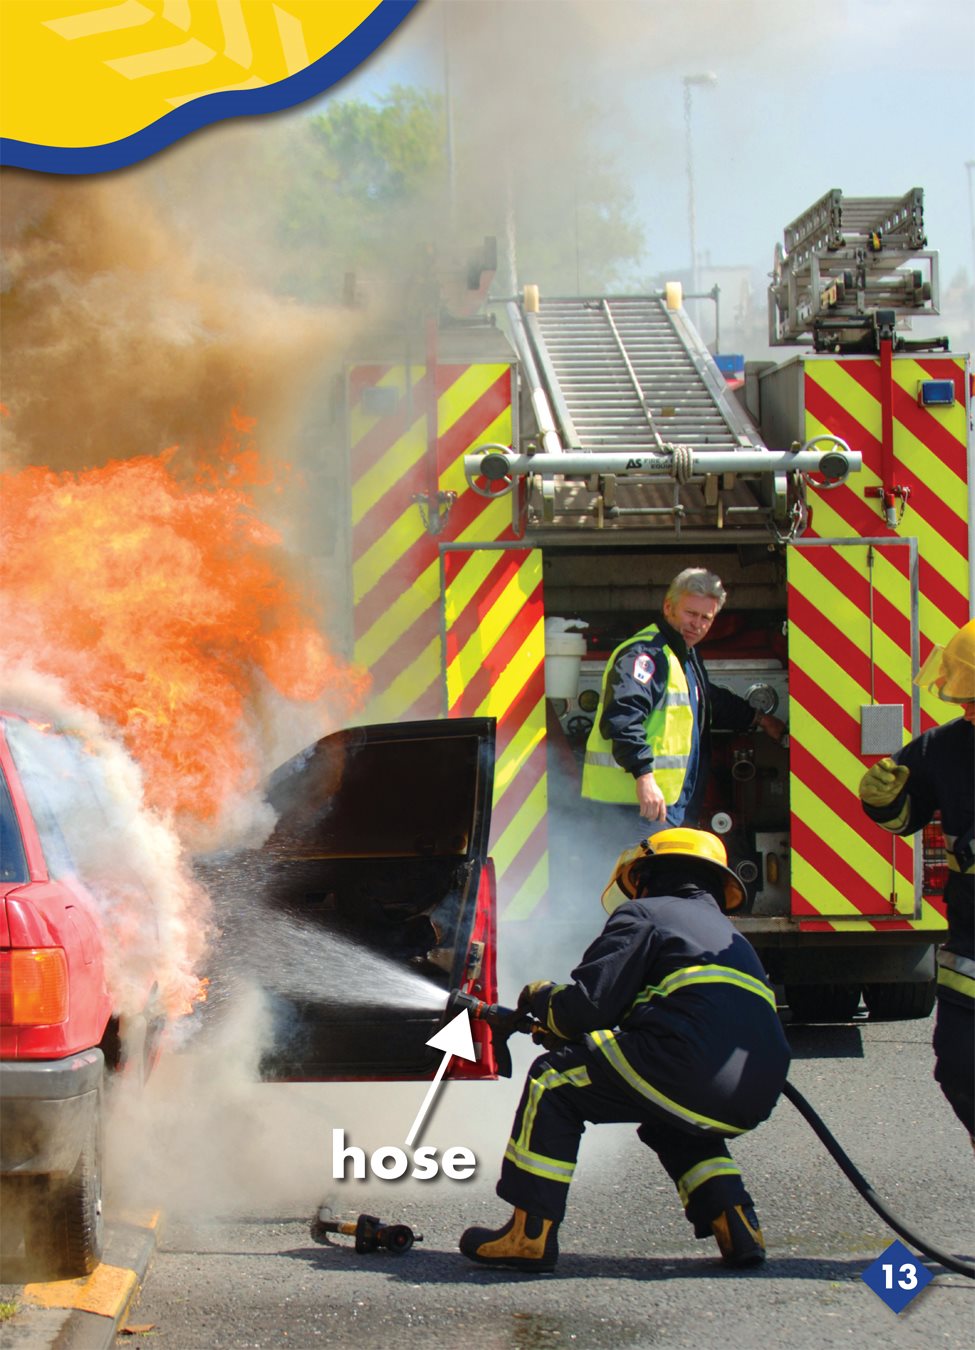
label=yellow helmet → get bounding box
[915,619,975,703]
[601,827,747,914]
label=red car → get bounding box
[1,713,498,1277]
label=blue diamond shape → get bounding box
[861,1239,933,1313]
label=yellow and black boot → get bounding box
[710,1204,766,1268]
[459,1207,559,1272]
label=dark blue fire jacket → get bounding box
[525,875,792,1136]
[862,716,974,1000]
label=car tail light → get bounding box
[0,948,69,1025]
[922,817,948,897]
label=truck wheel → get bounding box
[863,980,936,1021]
[26,1098,104,1278]
[785,983,862,1023]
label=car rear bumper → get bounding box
[0,1048,104,1175]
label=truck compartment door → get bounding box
[787,537,919,919]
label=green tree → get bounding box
[275,84,644,305]
[278,85,449,302]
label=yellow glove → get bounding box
[859,757,910,807]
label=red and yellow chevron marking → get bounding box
[444,548,548,920]
[349,359,549,919]
[349,362,512,720]
[787,353,970,934]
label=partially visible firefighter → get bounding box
[458,829,791,1272]
[580,568,786,852]
[859,618,975,1142]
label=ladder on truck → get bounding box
[516,292,763,457]
[497,289,786,539]
[768,188,941,350]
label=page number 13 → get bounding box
[882,1262,919,1290]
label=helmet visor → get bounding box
[914,643,974,703]
[914,644,947,698]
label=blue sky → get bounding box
[320,0,975,348]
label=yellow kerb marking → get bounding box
[24,1264,137,1317]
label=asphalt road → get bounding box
[100,1006,973,1350]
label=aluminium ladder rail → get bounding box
[517,294,764,458]
[769,188,940,345]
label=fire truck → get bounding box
[334,188,971,1023]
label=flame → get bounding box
[173,976,211,1018]
[0,418,370,833]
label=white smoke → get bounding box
[0,659,212,1020]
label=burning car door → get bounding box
[240,717,497,1081]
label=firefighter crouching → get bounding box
[859,618,975,1141]
[459,829,791,1272]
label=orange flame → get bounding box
[1,420,370,827]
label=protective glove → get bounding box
[531,1026,569,1051]
[518,980,555,1016]
[859,757,910,807]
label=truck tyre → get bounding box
[785,983,862,1023]
[26,1095,104,1278]
[863,979,936,1021]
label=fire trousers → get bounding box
[933,990,974,1136]
[496,1042,754,1235]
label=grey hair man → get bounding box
[581,567,785,833]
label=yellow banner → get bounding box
[0,0,415,171]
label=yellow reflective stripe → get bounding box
[936,964,975,999]
[938,950,975,979]
[937,967,975,999]
[589,1029,746,1135]
[543,987,570,1039]
[581,627,691,804]
[516,1063,592,1157]
[585,750,622,769]
[677,1156,741,1206]
[503,1140,576,1184]
[631,964,776,1011]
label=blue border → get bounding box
[0,0,420,175]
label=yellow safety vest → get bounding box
[581,625,694,805]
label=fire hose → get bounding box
[447,990,974,1280]
[310,1208,422,1254]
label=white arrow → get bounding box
[404,1009,477,1147]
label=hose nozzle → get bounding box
[446,990,535,1077]
[310,1210,422,1254]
